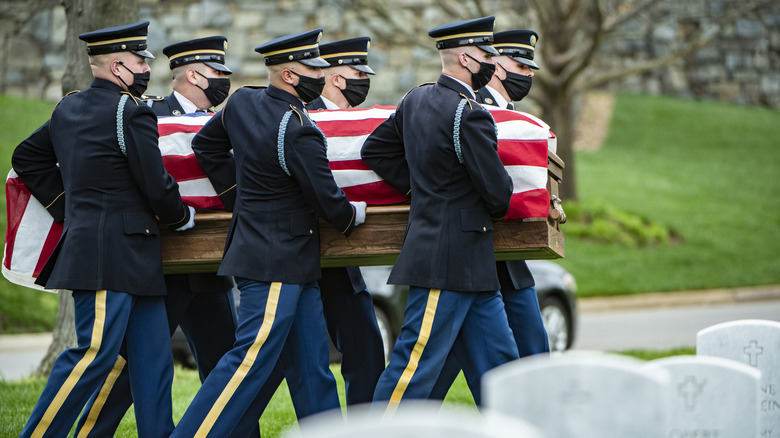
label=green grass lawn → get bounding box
[557,93,780,296]
[0,95,60,334]
[0,348,690,437]
[0,364,476,437]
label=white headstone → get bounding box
[285,402,545,438]
[697,319,780,438]
[483,352,670,438]
[644,355,761,437]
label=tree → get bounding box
[350,0,773,200]
[520,0,772,200]
[37,0,139,377]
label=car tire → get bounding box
[374,305,394,362]
[540,295,571,352]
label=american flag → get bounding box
[3,106,554,290]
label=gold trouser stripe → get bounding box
[386,288,441,415]
[195,282,282,437]
[77,356,127,438]
[32,290,108,438]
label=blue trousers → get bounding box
[321,282,384,405]
[171,280,340,438]
[73,283,243,437]
[226,283,385,436]
[372,287,518,412]
[429,285,550,403]
[20,290,173,438]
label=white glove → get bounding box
[350,201,367,226]
[175,206,196,231]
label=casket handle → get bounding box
[550,194,566,224]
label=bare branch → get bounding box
[582,25,718,89]
[527,0,549,24]
[602,0,659,33]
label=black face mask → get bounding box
[339,76,370,107]
[464,53,495,91]
[195,71,231,107]
[290,70,325,104]
[500,69,533,102]
[118,62,150,98]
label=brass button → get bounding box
[482,226,486,231]
[145,228,150,234]
[309,229,313,234]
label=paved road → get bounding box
[0,332,51,381]
[574,299,780,351]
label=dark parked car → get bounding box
[361,261,578,359]
[173,260,577,367]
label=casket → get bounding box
[159,150,565,274]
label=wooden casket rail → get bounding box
[161,151,565,274]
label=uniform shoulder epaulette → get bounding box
[397,83,434,107]
[142,94,164,102]
[53,90,80,111]
[457,93,479,110]
[288,104,304,124]
[120,91,140,105]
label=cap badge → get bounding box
[530,35,537,46]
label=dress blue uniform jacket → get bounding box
[192,85,358,283]
[12,78,191,295]
[474,87,535,291]
[306,97,367,293]
[149,93,233,293]
[361,75,513,292]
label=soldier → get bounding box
[14,21,193,437]
[307,36,385,406]
[361,16,519,411]
[308,37,375,110]
[171,29,366,437]
[430,29,550,403]
[477,30,539,109]
[73,36,252,438]
[241,38,384,420]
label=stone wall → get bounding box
[1,0,778,108]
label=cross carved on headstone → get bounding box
[677,375,706,411]
[743,340,764,367]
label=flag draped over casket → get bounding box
[3,105,555,291]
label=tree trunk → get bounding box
[35,292,75,377]
[61,0,139,95]
[540,92,578,202]
[39,0,139,376]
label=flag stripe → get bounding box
[4,175,29,270]
[162,154,209,182]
